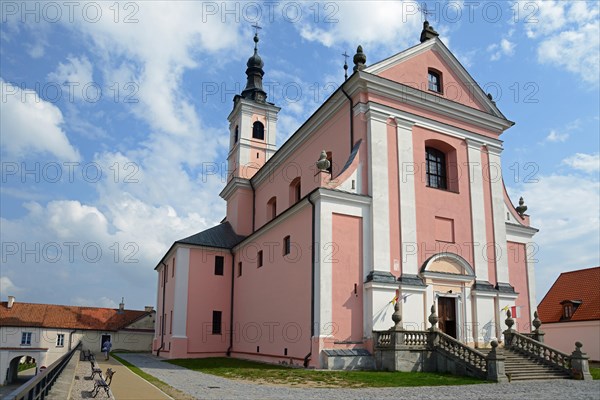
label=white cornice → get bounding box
[219,177,252,200]
[358,72,513,133]
[506,222,538,243]
[227,97,281,122]
[310,188,372,207]
[422,271,474,283]
[357,102,504,149]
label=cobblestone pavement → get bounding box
[118,353,600,400]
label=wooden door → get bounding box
[438,297,457,338]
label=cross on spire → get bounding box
[419,3,434,21]
[342,51,350,80]
[252,23,262,35]
[251,24,262,51]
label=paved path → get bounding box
[118,353,600,400]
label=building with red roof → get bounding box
[0,296,155,385]
[537,266,600,361]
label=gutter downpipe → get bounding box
[157,261,167,357]
[68,329,77,351]
[226,252,235,356]
[341,82,354,152]
[304,194,316,368]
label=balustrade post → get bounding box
[486,340,508,383]
[427,305,439,348]
[569,342,592,380]
[502,310,515,348]
[531,311,545,343]
[391,301,405,349]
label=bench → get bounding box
[82,350,95,361]
[92,368,115,398]
[88,360,102,380]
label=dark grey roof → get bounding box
[176,222,245,249]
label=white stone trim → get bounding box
[466,139,489,282]
[366,113,391,272]
[421,252,476,276]
[395,117,419,275]
[422,272,474,283]
[505,223,538,244]
[525,243,538,322]
[219,177,252,200]
[356,102,504,148]
[172,247,190,338]
[488,150,510,283]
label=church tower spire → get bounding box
[241,25,267,102]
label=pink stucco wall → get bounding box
[231,205,312,363]
[252,104,355,230]
[331,213,364,343]
[378,48,488,112]
[186,248,233,356]
[507,241,531,331]
[412,127,475,269]
[154,255,176,355]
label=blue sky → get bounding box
[1,1,598,311]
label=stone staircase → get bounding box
[478,347,571,381]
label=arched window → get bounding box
[426,147,447,189]
[289,177,301,204]
[234,125,239,143]
[428,69,442,93]
[252,121,265,140]
[267,196,277,221]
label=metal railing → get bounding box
[5,342,81,400]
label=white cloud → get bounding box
[537,23,600,84]
[47,56,94,101]
[0,79,80,161]
[0,277,22,295]
[562,153,600,173]
[488,39,516,61]
[72,296,118,309]
[517,1,600,84]
[509,173,600,301]
[545,130,569,143]
[297,1,423,58]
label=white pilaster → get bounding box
[399,285,427,330]
[526,242,537,322]
[172,247,190,338]
[471,290,497,345]
[488,146,510,283]
[395,117,419,275]
[366,111,391,272]
[466,139,489,282]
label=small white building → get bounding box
[538,267,600,362]
[0,296,155,385]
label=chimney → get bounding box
[144,306,154,312]
[118,297,125,313]
[7,296,15,309]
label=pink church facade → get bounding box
[152,26,538,369]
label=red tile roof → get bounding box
[0,301,151,331]
[538,266,600,323]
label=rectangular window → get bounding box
[159,315,163,335]
[212,311,222,335]
[56,334,64,347]
[238,262,243,277]
[165,265,169,283]
[426,147,447,190]
[257,250,263,268]
[428,71,441,93]
[172,257,175,277]
[170,311,173,334]
[21,332,32,345]
[283,236,291,256]
[215,256,224,275]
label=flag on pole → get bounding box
[511,306,521,318]
[391,289,399,305]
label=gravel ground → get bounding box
[117,353,600,400]
[68,356,115,399]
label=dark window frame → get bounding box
[428,69,442,93]
[214,255,224,276]
[238,261,243,277]
[21,332,32,345]
[425,147,447,190]
[252,121,265,140]
[283,236,291,256]
[257,250,263,268]
[56,334,64,347]
[212,310,222,335]
[234,125,239,143]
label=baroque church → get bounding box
[152,22,538,369]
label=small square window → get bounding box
[283,236,291,256]
[238,262,243,277]
[57,334,64,347]
[215,256,224,276]
[21,332,32,346]
[428,70,442,93]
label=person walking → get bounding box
[102,338,112,360]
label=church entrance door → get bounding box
[438,297,457,338]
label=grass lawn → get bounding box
[590,368,600,380]
[167,357,486,388]
[18,362,36,372]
